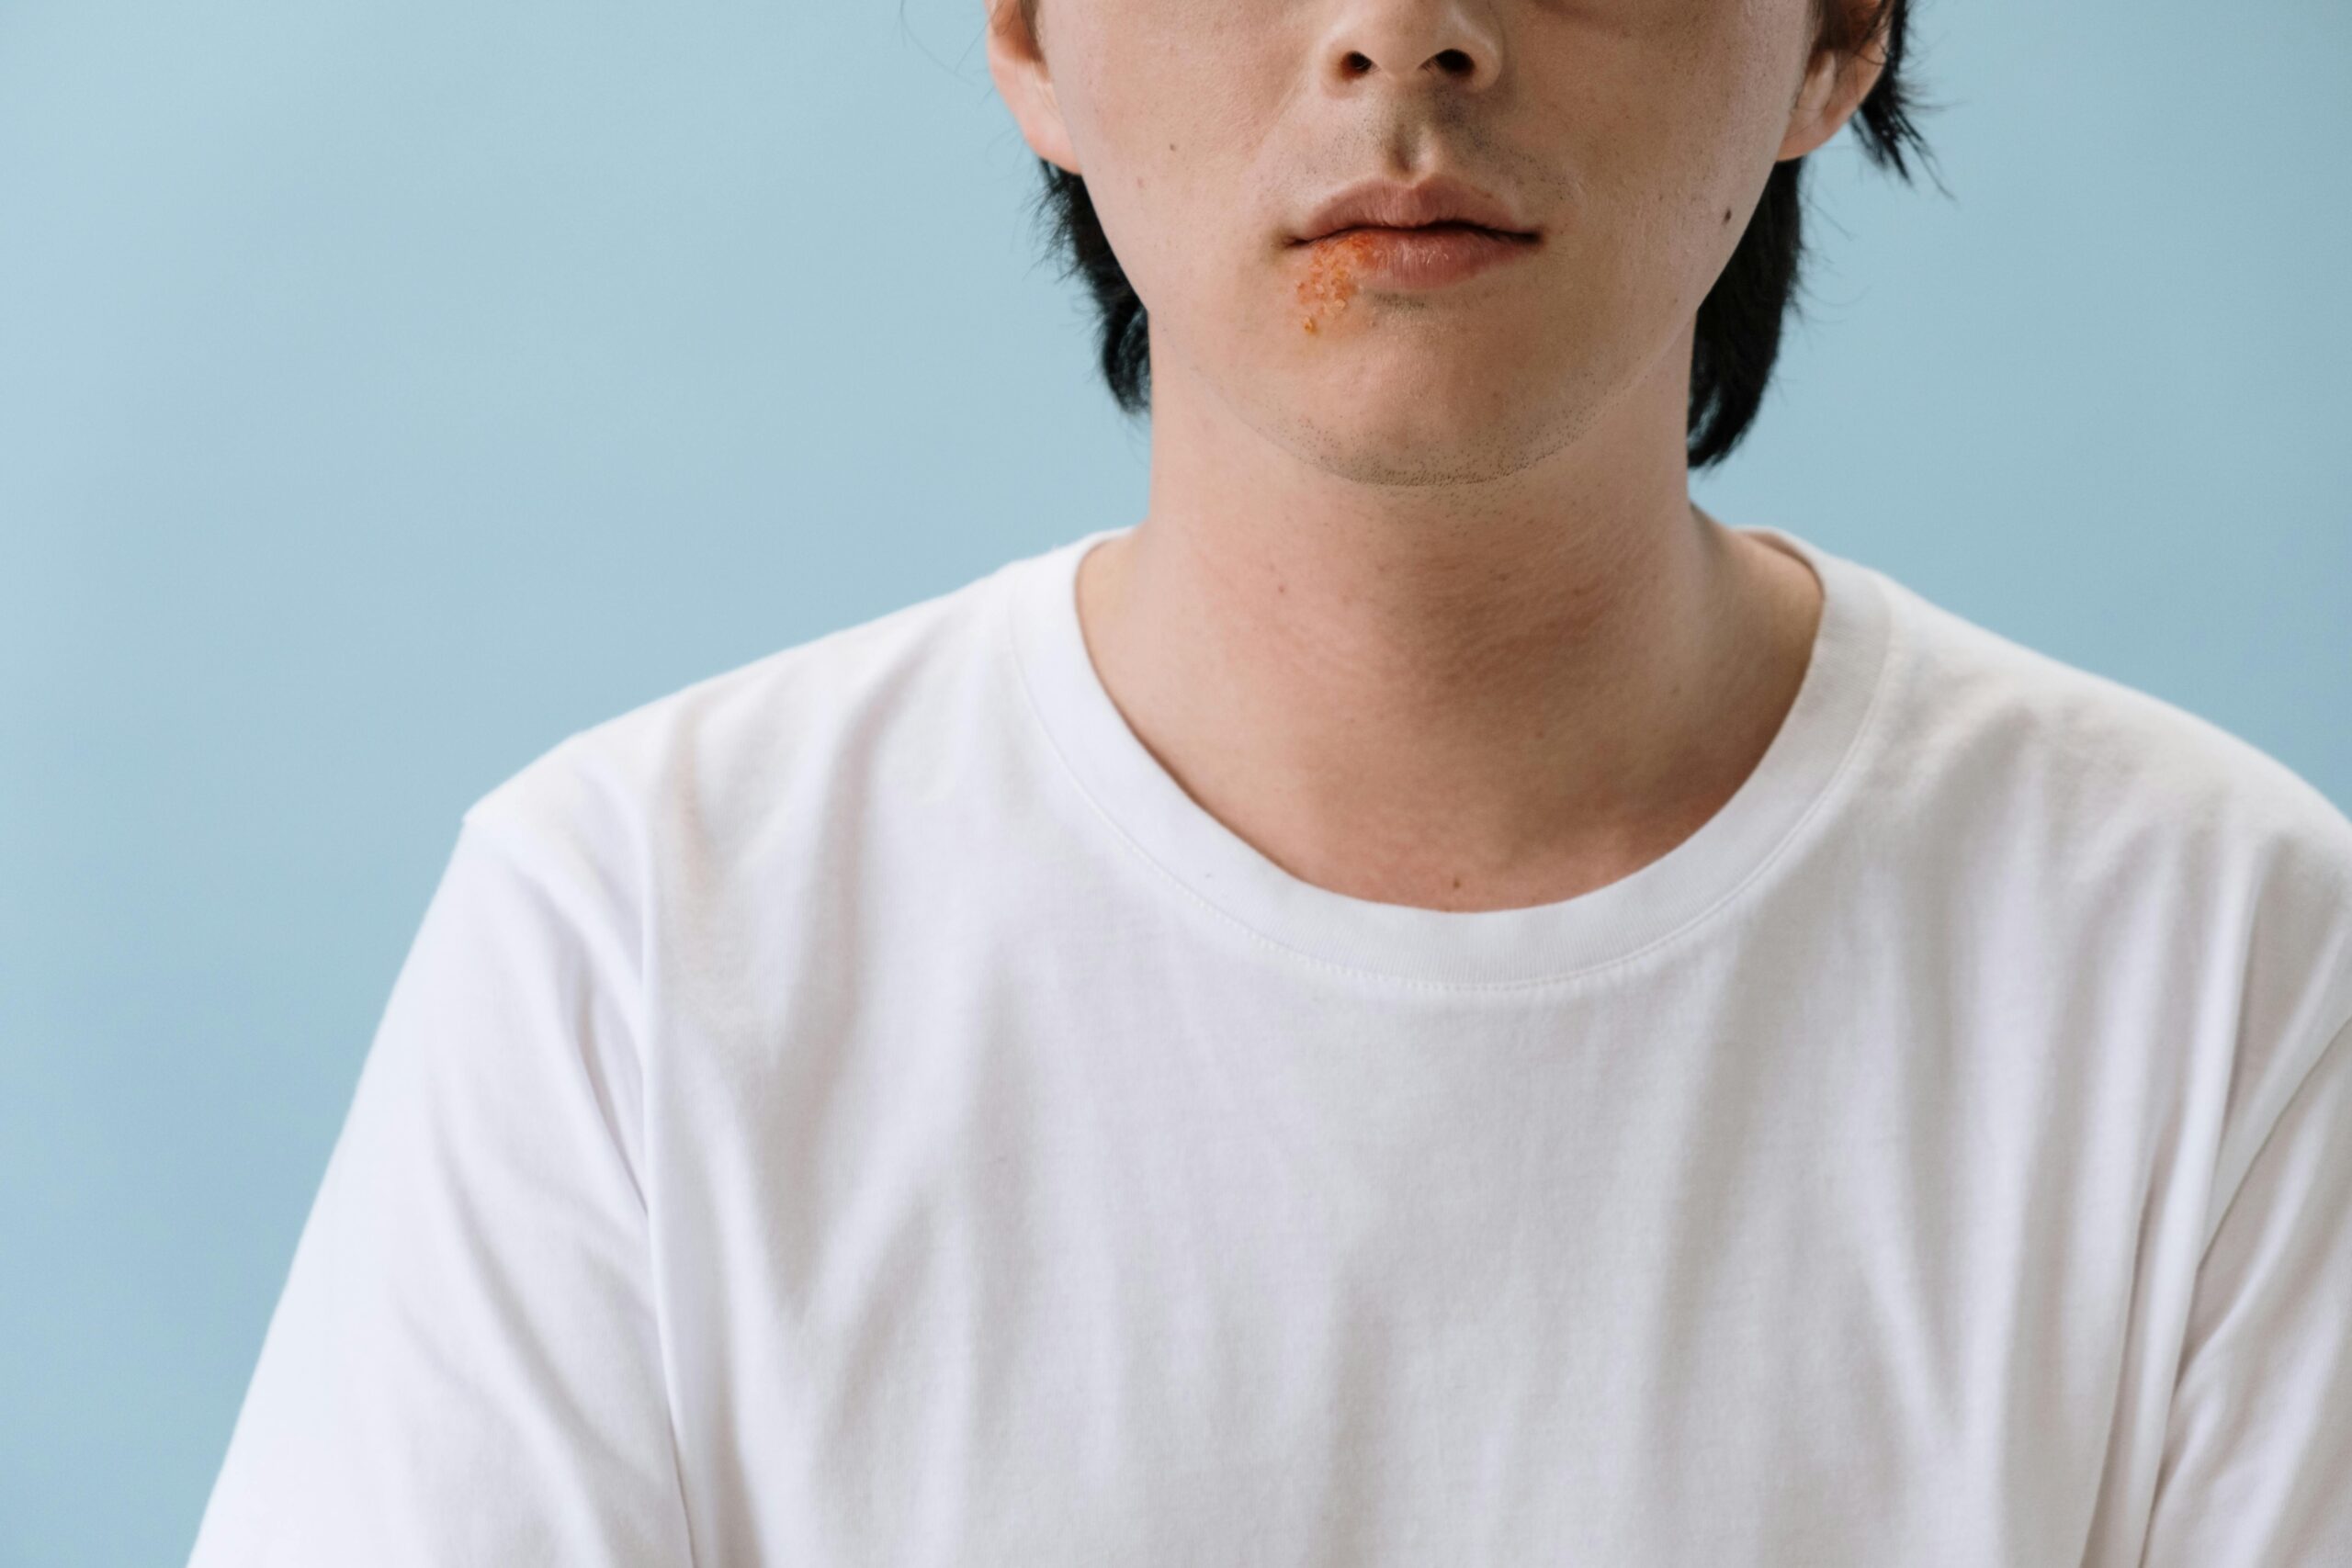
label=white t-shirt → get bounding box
[189,524,2352,1567]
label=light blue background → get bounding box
[4,0,2346,1562]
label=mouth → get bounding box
[1289,220,1539,247]
[1288,222,1543,301]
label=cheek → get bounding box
[1584,17,1782,187]
[1555,17,1798,300]
[1066,6,1283,276]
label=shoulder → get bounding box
[454,544,1036,908]
[1869,567,2352,883]
[1863,563,2352,1059]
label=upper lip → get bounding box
[1290,176,1537,244]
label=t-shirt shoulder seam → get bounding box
[2200,1005,2352,1264]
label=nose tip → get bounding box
[1338,45,1483,86]
[1322,7,1501,96]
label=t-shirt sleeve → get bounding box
[185,814,696,1567]
[2136,1007,2352,1565]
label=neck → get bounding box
[1070,336,1825,912]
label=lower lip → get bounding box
[1294,223,1540,288]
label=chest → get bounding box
[645,966,2157,1565]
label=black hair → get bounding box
[1016,0,1939,468]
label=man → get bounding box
[189,0,2351,1562]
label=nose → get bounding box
[1319,1,1502,96]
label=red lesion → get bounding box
[1295,231,1374,334]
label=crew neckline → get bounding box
[1001,522,1895,990]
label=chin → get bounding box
[1272,383,1566,487]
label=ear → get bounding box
[1776,0,1891,163]
[985,0,1081,175]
